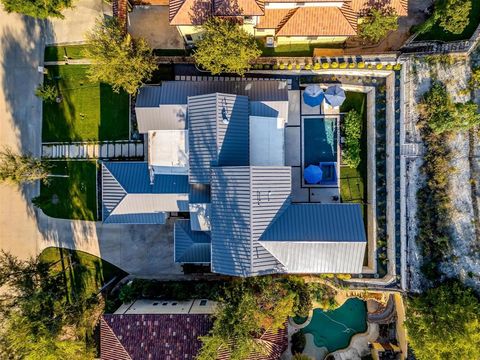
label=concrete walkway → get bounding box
[42,140,144,159]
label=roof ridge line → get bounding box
[249,166,254,274]
[339,1,358,33]
[275,7,298,35]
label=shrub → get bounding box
[342,109,363,168]
[376,63,384,70]
[331,61,339,68]
[339,62,348,69]
[436,0,472,35]
[358,62,365,69]
[314,63,321,70]
[393,63,402,70]
[305,63,312,70]
[358,5,399,43]
[35,83,58,103]
[273,64,279,70]
[287,63,293,70]
[291,331,306,355]
[349,62,356,69]
[295,64,301,70]
[322,62,330,69]
[367,64,374,69]
[386,64,393,70]
[264,64,271,70]
[280,64,285,70]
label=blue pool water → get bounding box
[304,117,338,166]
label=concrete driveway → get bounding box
[0,5,182,277]
[128,6,184,49]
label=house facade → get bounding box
[168,0,408,45]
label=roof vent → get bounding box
[221,97,229,124]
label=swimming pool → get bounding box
[303,117,338,167]
[301,298,367,354]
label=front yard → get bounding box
[42,65,129,142]
[33,161,98,221]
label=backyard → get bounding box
[42,65,129,142]
[339,92,367,209]
[33,161,98,221]
[414,0,480,42]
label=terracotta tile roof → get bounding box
[275,6,358,37]
[100,314,213,360]
[100,314,288,360]
[350,0,408,17]
[169,0,212,25]
[256,8,291,29]
[214,0,264,16]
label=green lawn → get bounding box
[415,1,480,42]
[42,65,129,142]
[34,161,98,221]
[258,41,342,57]
[39,247,127,304]
[44,45,92,62]
[339,92,368,219]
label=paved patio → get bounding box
[128,6,184,49]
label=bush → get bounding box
[264,64,271,70]
[386,64,393,70]
[358,62,365,69]
[367,64,374,69]
[280,64,285,70]
[349,62,356,69]
[339,62,348,69]
[273,64,279,70]
[295,64,301,70]
[314,63,321,70]
[287,63,293,70]
[376,63,384,70]
[393,63,402,70]
[322,62,330,69]
[35,83,58,103]
[342,109,363,168]
[331,61,339,68]
[436,0,472,35]
[291,331,306,355]
[358,5,399,43]
[305,63,312,70]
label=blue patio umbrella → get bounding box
[325,84,346,107]
[303,84,324,107]
[304,164,323,184]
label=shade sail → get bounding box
[325,85,346,107]
[304,164,323,184]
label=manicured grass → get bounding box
[44,45,92,62]
[258,41,342,57]
[34,161,98,221]
[339,92,368,218]
[42,65,129,142]
[39,247,127,304]
[415,1,480,42]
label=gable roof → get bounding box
[188,93,250,184]
[213,0,264,16]
[100,314,212,360]
[174,219,211,263]
[210,166,291,276]
[169,0,212,25]
[274,5,357,37]
[102,162,190,224]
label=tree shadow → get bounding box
[188,0,214,25]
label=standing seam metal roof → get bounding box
[188,93,249,184]
[174,219,211,263]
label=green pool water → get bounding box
[304,117,337,166]
[301,298,367,354]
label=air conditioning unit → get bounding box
[265,36,276,48]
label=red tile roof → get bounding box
[100,314,288,360]
[350,0,408,17]
[100,314,213,360]
[214,0,265,16]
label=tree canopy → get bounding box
[193,17,261,76]
[436,0,472,34]
[0,147,51,185]
[405,281,480,360]
[83,18,157,95]
[358,3,398,43]
[0,0,72,18]
[419,82,480,134]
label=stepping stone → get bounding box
[114,143,122,157]
[122,143,129,156]
[69,145,80,158]
[108,144,115,158]
[100,144,108,158]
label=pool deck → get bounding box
[286,89,341,204]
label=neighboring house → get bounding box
[168,0,408,45]
[100,299,288,360]
[100,79,367,275]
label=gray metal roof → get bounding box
[250,100,289,121]
[174,220,211,263]
[260,203,366,242]
[188,93,249,184]
[102,162,189,224]
[259,203,366,273]
[135,86,164,107]
[189,184,210,203]
[136,105,187,133]
[210,166,291,276]
[159,80,289,104]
